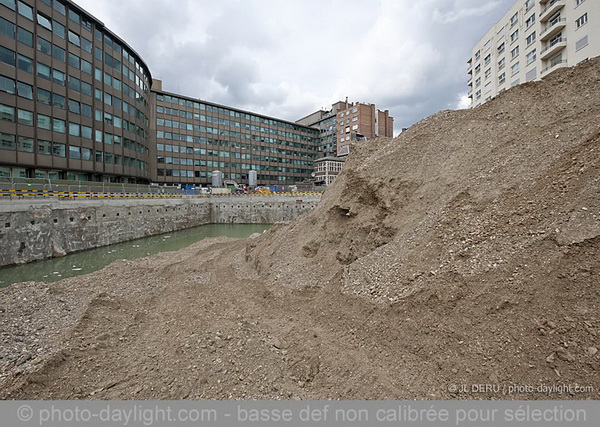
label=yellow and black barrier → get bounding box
[0,188,323,199]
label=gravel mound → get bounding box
[1,57,598,399]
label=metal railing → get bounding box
[0,177,322,200]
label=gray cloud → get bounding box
[74,0,515,133]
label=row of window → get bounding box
[156,114,314,140]
[0,131,146,168]
[156,141,316,161]
[0,28,146,108]
[157,151,314,166]
[156,166,311,179]
[156,96,316,133]
[0,103,148,154]
[156,129,316,149]
[1,0,150,94]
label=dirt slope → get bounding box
[1,58,599,399]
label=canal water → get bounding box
[0,224,271,288]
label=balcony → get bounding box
[540,17,566,40]
[540,37,567,60]
[541,59,567,76]
[540,0,565,22]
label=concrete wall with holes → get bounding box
[0,196,319,267]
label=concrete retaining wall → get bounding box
[0,196,319,267]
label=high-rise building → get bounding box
[468,0,600,107]
[0,0,152,182]
[0,0,393,186]
[297,100,394,157]
[150,81,319,186]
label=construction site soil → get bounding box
[1,58,599,400]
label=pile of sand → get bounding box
[1,57,598,399]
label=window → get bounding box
[17,81,33,99]
[37,36,51,55]
[16,27,33,48]
[53,21,65,38]
[68,9,80,25]
[37,13,52,31]
[53,0,66,15]
[0,46,14,66]
[576,13,588,28]
[510,12,518,27]
[81,103,92,117]
[68,145,81,158]
[576,0,585,5]
[68,30,80,47]
[510,30,519,43]
[17,1,33,21]
[17,136,34,152]
[526,32,536,46]
[52,93,65,109]
[68,53,80,69]
[52,69,65,86]
[68,75,80,92]
[81,81,92,96]
[475,64,481,74]
[37,113,51,129]
[68,99,80,114]
[474,50,480,60]
[37,62,51,80]
[525,0,534,11]
[511,62,520,75]
[498,42,505,54]
[81,37,92,53]
[17,109,34,126]
[526,49,537,65]
[576,35,589,51]
[1,0,16,11]
[81,125,92,139]
[0,133,15,151]
[0,75,15,94]
[38,140,52,155]
[0,104,15,122]
[53,118,66,133]
[525,14,535,29]
[68,122,80,137]
[0,17,15,38]
[484,68,491,79]
[37,88,51,105]
[498,72,506,85]
[81,59,92,74]
[17,54,33,73]
[81,17,92,32]
[526,68,537,82]
[511,46,520,59]
[53,143,66,157]
[52,45,65,62]
[475,77,481,87]
[484,54,491,65]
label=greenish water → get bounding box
[0,224,271,288]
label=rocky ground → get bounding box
[1,58,599,400]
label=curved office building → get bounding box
[0,0,152,182]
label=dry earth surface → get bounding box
[1,58,599,400]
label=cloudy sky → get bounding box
[74,0,514,135]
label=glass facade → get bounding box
[150,92,319,186]
[0,0,348,186]
[0,0,151,182]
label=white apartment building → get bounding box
[468,0,600,107]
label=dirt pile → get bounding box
[1,58,599,399]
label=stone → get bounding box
[556,348,575,362]
[545,320,557,329]
[587,347,598,356]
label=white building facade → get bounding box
[468,0,600,107]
